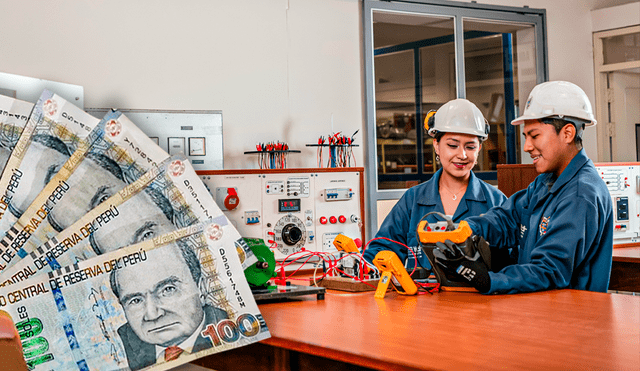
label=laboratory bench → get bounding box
[192,288,640,371]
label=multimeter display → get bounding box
[278,199,301,212]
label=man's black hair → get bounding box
[32,134,71,157]
[540,117,585,150]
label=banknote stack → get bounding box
[0,91,270,371]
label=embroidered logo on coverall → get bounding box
[520,224,527,238]
[539,216,550,236]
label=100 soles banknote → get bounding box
[0,90,100,238]
[0,155,256,287]
[0,220,270,371]
[18,109,170,255]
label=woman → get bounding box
[364,99,507,271]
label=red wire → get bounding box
[272,237,423,291]
[360,237,418,279]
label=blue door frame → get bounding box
[375,31,516,183]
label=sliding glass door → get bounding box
[364,0,547,237]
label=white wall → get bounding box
[592,1,640,32]
[0,0,635,169]
[0,0,364,169]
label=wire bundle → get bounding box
[255,141,290,169]
[315,131,358,168]
[272,236,440,294]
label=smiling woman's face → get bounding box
[434,132,481,179]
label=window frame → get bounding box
[363,0,548,239]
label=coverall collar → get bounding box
[545,148,590,194]
[417,168,487,209]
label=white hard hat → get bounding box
[511,81,596,127]
[424,99,489,140]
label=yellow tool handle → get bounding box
[372,251,418,296]
[417,220,473,244]
[374,271,393,299]
[333,234,359,253]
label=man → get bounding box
[434,81,613,294]
[110,241,228,370]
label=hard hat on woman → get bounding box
[424,99,490,140]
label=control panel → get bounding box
[197,168,364,260]
[595,163,640,246]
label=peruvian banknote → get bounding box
[0,155,256,287]
[0,94,34,173]
[15,109,170,256]
[0,90,100,237]
[0,114,103,272]
[0,219,270,371]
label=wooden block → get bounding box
[316,276,379,292]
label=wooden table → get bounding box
[193,289,640,371]
[611,246,640,292]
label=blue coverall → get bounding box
[363,169,507,267]
[466,149,614,294]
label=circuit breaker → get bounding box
[197,168,364,260]
[595,163,640,246]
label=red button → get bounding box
[319,216,327,224]
[338,215,346,223]
[329,216,337,224]
[354,238,362,248]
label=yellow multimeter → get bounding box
[372,251,418,298]
[417,214,478,292]
[333,234,360,253]
[417,220,473,244]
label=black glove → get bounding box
[433,239,491,293]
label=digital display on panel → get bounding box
[278,199,301,212]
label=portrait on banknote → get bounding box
[18,110,169,254]
[0,220,270,370]
[1,155,255,288]
[0,90,99,234]
[109,236,230,370]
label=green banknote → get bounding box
[0,219,270,371]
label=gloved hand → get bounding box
[433,239,491,293]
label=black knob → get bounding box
[282,224,303,245]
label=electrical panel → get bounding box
[595,163,640,246]
[197,168,364,260]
